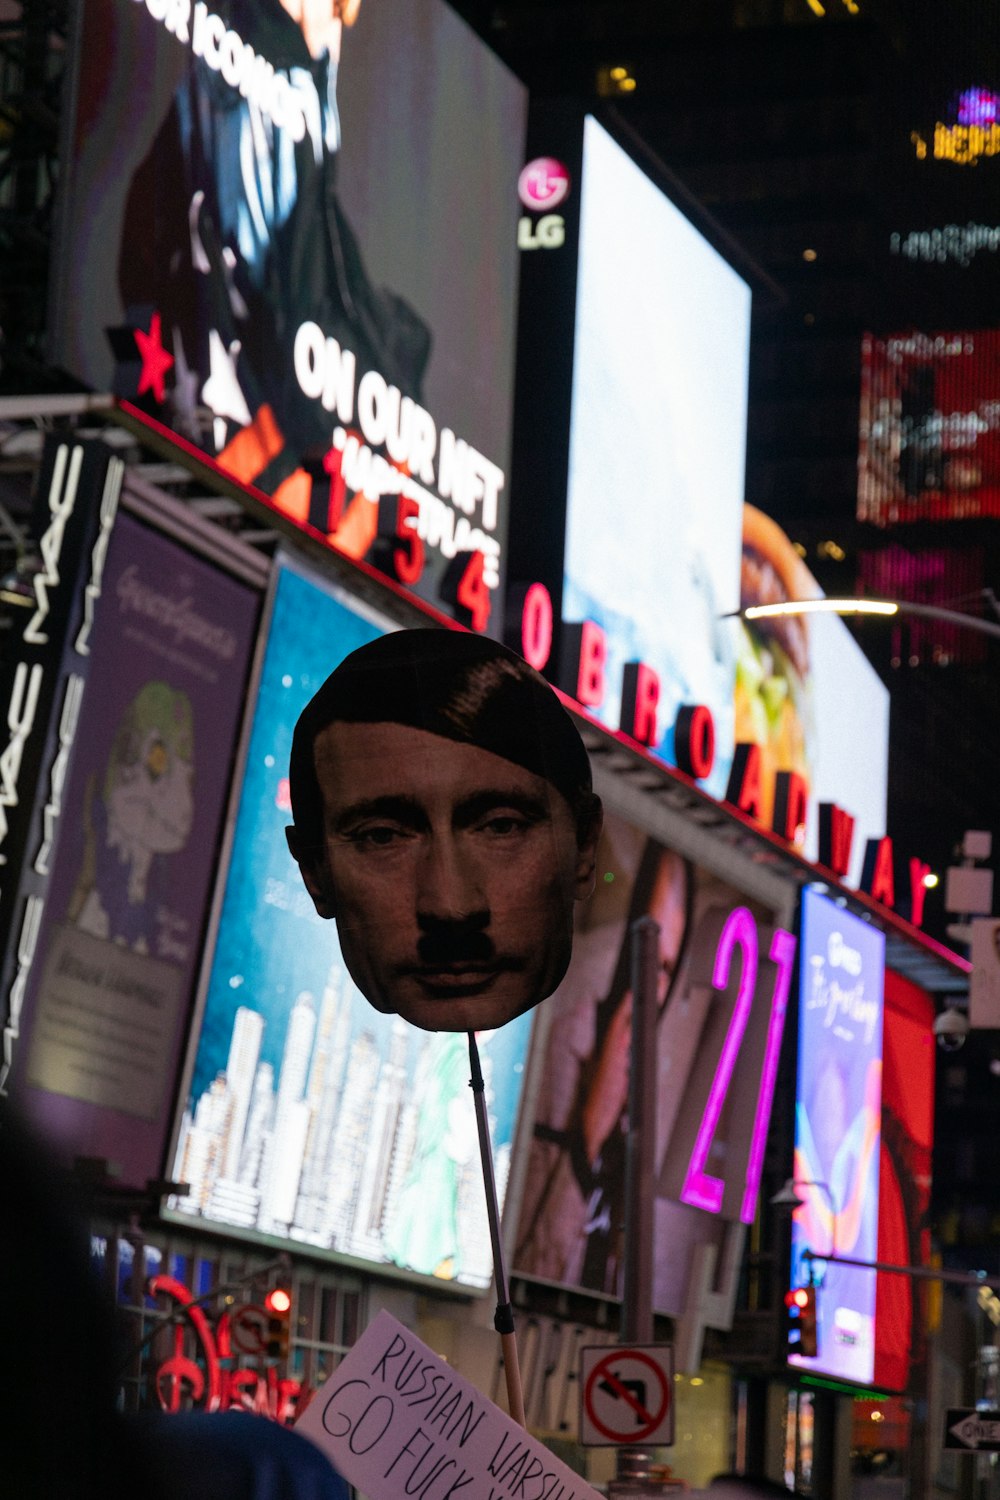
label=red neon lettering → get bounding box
[725,743,763,821]
[148,1282,306,1426]
[392,493,424,586]
[519,582,552,671]
[818,802,856,877]
[322,444,349,532]
[861,835,895,908]
[772,771,808,845]
[908,857,931,928]
[560,620,606,707]
[674,704,715,780]
[456,550,491,632]
[620,661,660,746]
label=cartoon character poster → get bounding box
[16,512,259,1185]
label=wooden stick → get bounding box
[468,1032,526,1428]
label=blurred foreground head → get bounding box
[287,629,602,1032]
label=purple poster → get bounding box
[15,512,259,1185]
[790,887,885,1384]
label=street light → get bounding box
[725,596,1000,643]
[770,1176,837,1261]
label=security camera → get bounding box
[933,1007,969,1052]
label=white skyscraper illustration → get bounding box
[259,992,317,1232]
[221,1006,264,1180]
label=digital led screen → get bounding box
[790,887,885,1385]
[168,557,534,1288]
[738,507,891,887]
[874,969,935,1393]
[561,115,751,801]
[858,330,1000,526]
[514,806,795,1314]
[51,0,527,630]
[14,512,259,1186]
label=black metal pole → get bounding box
[468,1031,525,1427]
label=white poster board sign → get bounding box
[296,1310,602,1500]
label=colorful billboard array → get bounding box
[513,805,795,1314]
[167,557,534,1289]
[51,0,527,629]
[14,511,259,1185]
[790,887,886,1386]
[858,329,1000,525]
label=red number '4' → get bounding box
[456,550,491,632]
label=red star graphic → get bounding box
[134,311,174,403]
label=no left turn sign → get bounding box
[579,1344,675,1447]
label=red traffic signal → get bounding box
[264,1286,292,1360]
[784,1283,818,1360]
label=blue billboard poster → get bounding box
[16,512,259,1186]
[790,887,886,1384]
[562,116,751,799]
[169,556,533,1287]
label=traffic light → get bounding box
[784,1283,818,1359]
[264,1285,292,1361]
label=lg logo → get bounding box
[517,156,570,252]
[517,157,570,211]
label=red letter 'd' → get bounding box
[861,836,895,908]
[674,704,715,780]
[726,743,763,822]
[559,620,607,708]
[620,661,660,746]
[818,803,856,878]
[773,771,808,845]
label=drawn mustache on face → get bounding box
[392,919,525,975]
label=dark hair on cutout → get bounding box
[288,628,596,853]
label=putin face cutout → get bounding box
[286,631,602,1032]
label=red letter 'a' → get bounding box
[818,803,855,877]
[559,621,607,708]
[908,857,931,928]
[725,743,763,822]
[860,836,895,908]
[620,662,660,746]
[773,771,808,844]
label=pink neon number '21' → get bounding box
[679,911,797,1223]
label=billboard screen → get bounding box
[51,0,527,630]
[858,330,1000,526]
[874,969,935,1393]
[13,512,259,1186]
[168,556,534,1288]
[790,887,885,1386]
[513,806,795,1314]
[738,507,890,887]
[561,115,751,801]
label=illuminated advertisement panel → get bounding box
[858,330,1000,526]
[561,116,751,801]
[168,556,533,1288]
[738,507,890,887]
[790,887,885,1385]
[13,512,259,1186]
[874,969,935,1393]
[514,807,795,1313]
[51,0,527,630]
